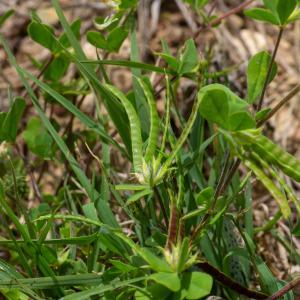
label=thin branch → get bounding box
[198,261,267,299]
[194,0,255,39]
[154,188,169,229]
[21,56,54,99]
[257,27,284,110]
[265,277,300,300]
[190,151,231,240]
[257,83,300,127]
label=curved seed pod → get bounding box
[104,84,144,177]
[250,150,300,213]
[135,77,159,163]
[157,89,201,183]
[154,75,171,174]
[251,134,300,182]
[231,128,262,145]
[242,155,291,218]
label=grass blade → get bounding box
[0,34,118,228]
[61,276,147,300]
[81,59,175,75]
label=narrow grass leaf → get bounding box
[0,34,118,228]
[61,277,147,300]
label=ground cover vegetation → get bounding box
[0,0,300,299]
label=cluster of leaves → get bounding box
[0,0,300,299]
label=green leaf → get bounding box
[159,40,178,70]
[18,67,122,152]
[119,0,138,9]
[198,86,229,128]
[255,256,279,294]
[52,0,132,154]
[196,186,214,205]
[178,39,198,74]
[244,8,279,25]
[115,232,172,272]
[0,97,26,142]
[0,33,119,228]
[127,189,153,205]
[287,9,300,23]
[0,274,103,289]
[198,84,255,131]
[59,19,81,49]
[115,184,149,191]
[87,31,107,49]
[243,156,291,218]
[229,111,256,131]
[131,30,151,137]
[150,272,181,292]
[255,108,272,122]
[0,258,23,280]
[82,59,174,74]
[0,9,14,28]
[44,53,70,81]
[179,272,213,300]
[247,51,277,104]
[264,0,297,25]
[107,27,128,52]
[28,21,59,52]
[62,277,146,300]
[22,117,53,158]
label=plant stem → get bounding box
[265,277,300,300]
[257,83,300,126]
[166,202,178,249]
[198,261,267,299]
[257,27,284,111]
[190,151,231,240]
[154,188,168,229]
[194,0,255,39]
[254,209,282,234]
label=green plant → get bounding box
[0,0,300,299]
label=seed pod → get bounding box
[251,134,300,182]
[136,77,159,163]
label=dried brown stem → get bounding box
[194,0,255,39]
[265,277,300,300]
[166,202,178,249]
[257,83,300,127]
[198,261,267,299]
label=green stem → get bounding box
[254,210,282,234]
[257,27,284,111]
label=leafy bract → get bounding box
[198,84,255,131]
[22,117,53,158]
[149,272,181,292]
[0,97,26,142]
[246,0,298,25]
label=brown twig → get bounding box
[198,261,267,299]
[265,277,300,300]
[154,188,169,229]
[257,83,300,127]
[190,151,231,241]
[21,56,54,99]
[166,202,178,249]
[194,0,256,39]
